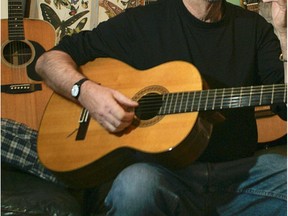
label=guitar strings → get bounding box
[134,84,287,114]
[137,94,286,114]
[137,88,286,110]
[136,91,287,109]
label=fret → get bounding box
[237,87,242,107]
[220,88,225,109]
[229,88,234,108]
[184,92,190,112]
[256,85,276,104]
[161,93,169,115]
[222,94,233,109]
[284,86,287,103]
[271,85,275,104]
[252,86,261,106]
[173,93,179,113]
[167,93,174,114]
[179,92,184,113]
[8,23,24,27]
[204,89,210,111]
[197,91,203,111]
[259,85,263,105]
[191,91,196,112]
[248,86,253,106]
[200,90,210,111]
[212,89,217,110]
[158,94,163,114]
[178,93,183,112]
[230,87,241,108]
[212,89,220,110]
[260,85,269,105]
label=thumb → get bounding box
[112,90,138,108]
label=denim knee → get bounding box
[104,163,163,211]
[108,163,163,199]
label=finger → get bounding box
[102,109,133,132]
[103,120,117,133]
[108,99,136,123]
[103,118,131,133]
[112,90,138,108]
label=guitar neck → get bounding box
[8,0,25,40]
[155,84,287,115]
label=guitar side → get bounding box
[37,58,211,188]
[1,18,55,130]
[255,106,287,143]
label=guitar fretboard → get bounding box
[8,0,25,40]
[138,84,287,116]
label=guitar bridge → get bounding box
[76,108,91,140]
[1,83,42,94]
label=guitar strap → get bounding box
[242,0,259,13]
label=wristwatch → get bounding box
[71,78,89,99]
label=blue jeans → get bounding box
[104,154,287,216]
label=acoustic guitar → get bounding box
[1,0,55,130]
[37,58,287,188]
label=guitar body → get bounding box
[1,18,55,130]
[255,106,287,143]
[38,58,212,188]
[38,58,287,188]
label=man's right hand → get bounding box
[78,80,139,133]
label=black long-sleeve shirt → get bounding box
[54,0,285,162]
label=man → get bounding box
[35,0,287,215]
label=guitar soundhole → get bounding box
[135,93,163,120]
[2,40,33,66]
[132,85,168,127]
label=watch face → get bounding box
[71,85,79,97]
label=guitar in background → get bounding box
[1,0,55,130]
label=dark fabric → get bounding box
[1,164,83,216]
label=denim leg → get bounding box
[212,154,287,216]
[104,162,207,216]
[104,154,286,216]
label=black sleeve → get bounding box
[51,11,138,66]
[254,15,286,121]
[256,15,284,85]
